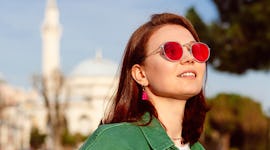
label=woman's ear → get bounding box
[131,64,148,86]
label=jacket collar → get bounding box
[138,113,178,150]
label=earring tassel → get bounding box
[142,91,148,100]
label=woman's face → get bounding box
[143,24,206,100]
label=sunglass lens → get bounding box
[164,42,182,61]
[191,43,210,62]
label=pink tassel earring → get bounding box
[142,86,148,100]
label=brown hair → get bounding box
[103,13,209,145]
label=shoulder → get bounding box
[92,122,141,138]
[80,122,145,150]
[190,142,205,150]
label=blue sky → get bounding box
[0,0,269,112]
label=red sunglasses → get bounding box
[147,41,210,63]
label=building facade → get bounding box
[0,81,39,150]
[0,0,119,149]
[40,0,118,136]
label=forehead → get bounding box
[147,24,195,49]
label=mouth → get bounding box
[177,71,196,78]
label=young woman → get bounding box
[80,12,210,150]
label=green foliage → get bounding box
[186,0,270,74]
[30,127,87,149]
[205,93,268,149]
[208,93,267,134]
[30,128,47,150]
[185,7,208,40]
[62,129,88,146]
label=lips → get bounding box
[178,71,196,78]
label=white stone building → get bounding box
[0,80,39,150]
[40,0,118,136]
[65,52,118,135]
[0,0,119,149]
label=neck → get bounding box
[150,96,187,141]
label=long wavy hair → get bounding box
[102,12,209,145]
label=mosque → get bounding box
[40,0,118,134]
[0,0,118,149]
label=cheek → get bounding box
[144,59,175,88]
[197,64,206,86]
[199,64,206,78]
[145,57,164,73]
[146,62,168,81]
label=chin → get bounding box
[176,89,201,100]
[184,87,201,94]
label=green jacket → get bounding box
[80,113,205,150]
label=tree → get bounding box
[205,93,268,150]
[30,128,47,150]
[186,0,270,74]
[32,69,68,150]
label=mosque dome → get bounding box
[69,51,118,77]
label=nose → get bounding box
[179,48,195,64]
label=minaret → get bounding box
[41,0,62,98]
[42,0,62,77]
[41,1,62,149]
